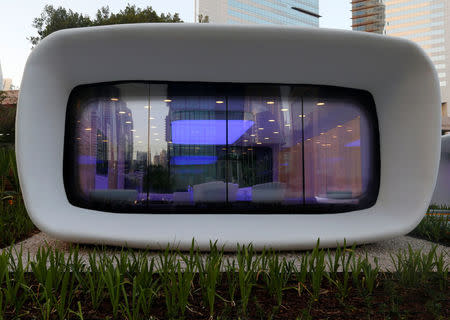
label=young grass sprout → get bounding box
[0,240,446,319]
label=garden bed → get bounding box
[7,275,447,320]
[0,147,37,248]
[0,243,447,319]
[408,213,449,246]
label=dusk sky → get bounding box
[0,1,351,87]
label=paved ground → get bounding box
[2,232,448,271]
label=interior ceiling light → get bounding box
[130,129,136,132]
[111,98,119,101]
[316,102,325,106]
[125,121,132,124]
[337,125,343,128]
[285,124,290,127]
[298,114,305,117]
[164,99,172,102]
[216,100,224,104]
[269,119,275,122]
[267,101,275,105]
[281,108,288,111]
[84,128,92,131]
[273,131,279,134]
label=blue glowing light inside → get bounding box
[345,139,360,147]
[171,156,218,166]
[171,120,254,145]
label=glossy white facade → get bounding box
[16,24,441,250]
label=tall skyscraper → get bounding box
[196,0,320,27]
[351,0,450,132]
[351,0,385,34]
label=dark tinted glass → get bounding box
[64,82,379,213]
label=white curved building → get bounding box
[16,24,442,250]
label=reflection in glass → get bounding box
[302,89,377,208]
[64,82,379,213]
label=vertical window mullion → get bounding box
[225,95,229,204]
[146,83,151,209]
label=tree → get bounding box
[198,14,209,23]
[29,5,91,46]
[29,4,183,47]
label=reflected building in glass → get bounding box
[352,0,450,132]
[196,0,320,27]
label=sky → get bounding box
[0,1,351,87]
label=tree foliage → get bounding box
[198,14,210,23]
[29,4,182,46]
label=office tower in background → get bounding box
[351,1,385,34]
[351,0,450,133]
[196,0,320,27]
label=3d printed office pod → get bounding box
[16,24,441,250]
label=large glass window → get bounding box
[64,82,379,213]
